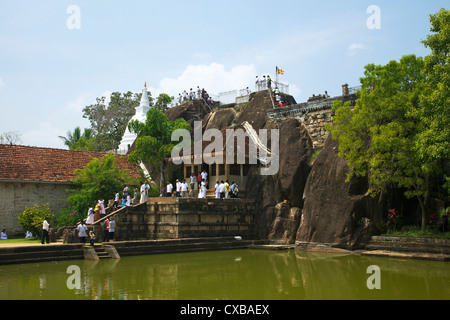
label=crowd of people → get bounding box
[177,86,214,108]
[160,170,239,200]
[12,175,240,246]
[255,75,273,92]
[214,180,239,199]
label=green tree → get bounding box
[59,127,94,150]
[329,52,449,231]
[419,8,450,193]
[18,203,54,237]
[66,154,139,217]
[154,93,174,112]
[128,108,191,191]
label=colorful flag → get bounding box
[276,66,285,75]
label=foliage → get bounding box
[66,154,139,217]
[17,203,54,237]
[327,9,450,231]
[58,126,94,150]
[0,131,22,145]
[128,108,191,190]
[385,227,450,239]
[55,207,84,229]
[154,93,174,112]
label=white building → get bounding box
[117,82,151,155]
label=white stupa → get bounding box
[117,82,151,155]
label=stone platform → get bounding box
[92,198,256,242]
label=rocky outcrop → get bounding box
[204,108,237,132]
[278,118,313,208]
[296,135,384,249]
[165,100,211,128]
[244,116,313,241]
[237,90,275,130]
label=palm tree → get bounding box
[59,127,94,150]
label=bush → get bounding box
[55,207,85,229]
[18,203,54,237]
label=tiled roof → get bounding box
[0,144,140,183]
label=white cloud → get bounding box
[348,43,367,56]
[152,63,257,98]
[22,122,67,149]
[65,94,94,112]
[0,77,4,88]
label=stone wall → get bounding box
[301,110,333,150]
[91,198,256,241]
[0,182,70,236]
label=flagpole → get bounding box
[275,66,279,87]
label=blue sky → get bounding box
[0,0,447,149]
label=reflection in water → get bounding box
[0,250,448,300]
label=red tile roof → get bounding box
[0,144,140,183]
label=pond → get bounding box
[0,249,448,300]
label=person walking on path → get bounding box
[77,220,88,244]
[41,219,50,244]
[140,181,150,203]
[99,198,106,217]
[86,205,94,225]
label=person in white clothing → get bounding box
[166,181,173,197]
[76,221,88,244]
[140,181,150,203]
[201,170,208,189]
[215,181,220,199]
[42,219,50,244]
[86,205,94,224]
[176,179,181,197]
[219,181,226,199]
[99,198,106,216]
[181,180,188,197]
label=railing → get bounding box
[348,85,362,95]
[211,81,290,105]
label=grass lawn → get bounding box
[0,237,42,244]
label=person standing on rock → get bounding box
[255,76,261,91]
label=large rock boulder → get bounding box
[296,135,384,249]
[244,117,313,240]
[278,118,313,208]
[165,100,210,128]
[237,91,274,130]
[204,108,237,132]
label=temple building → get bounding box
[117,82,151,155]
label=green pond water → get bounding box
[0,249,448,300]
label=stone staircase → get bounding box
[83,244,120,261]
